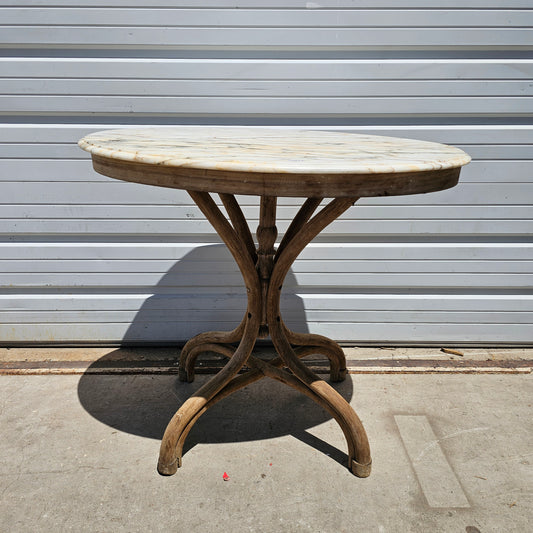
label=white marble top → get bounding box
[78,127,470,175]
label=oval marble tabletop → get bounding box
[79,127,471,197]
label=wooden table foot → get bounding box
[352,458,372,478]
[157,456,181,476]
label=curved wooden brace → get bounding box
[292,345,347,383]
[283,321,347,382]
[169,345,351,470]
[178,317,246,382]
[276,197,322,259]
[219,193,257,264]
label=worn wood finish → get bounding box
[157,191,262,475]
[177,317,246,383]
[162,192,372,477]
[92,154,461,199]
[256,196,277,338]
[219,193,257,264]
[266,197,371,476]
[276,197,322,259]
[168,341,361,469]
[288,329,347,383]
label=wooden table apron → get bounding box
[82,131,468,478]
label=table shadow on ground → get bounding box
[78,244,354,469]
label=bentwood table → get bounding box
[79,127,470,478]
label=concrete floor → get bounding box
[1,365,531,532]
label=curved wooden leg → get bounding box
[158,191,262,475]
[177,193,258,382]
[158,313,260,475]
[268,197,372,477]
[270,316,371,477]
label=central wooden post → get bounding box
[256,196,277,338]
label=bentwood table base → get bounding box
[157,192,372,478]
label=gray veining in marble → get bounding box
[79,127,471,174]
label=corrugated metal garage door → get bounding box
[1,1,532,345]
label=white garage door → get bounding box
[1,1,532,345]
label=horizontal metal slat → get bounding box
[0,204,531,220]
[3,292,532,312]
[2,242,531,261]
[1,259,531,274]
[1,160,532,185]
[2,96,531,115]
[0,220,531,235]
[2,58,531,80]
[4,79,532,98]
[3,8,532,27]
[1,27,530,47]
[2,1,532,8]
[1,322,531,344]
[2,181,531,205]
[2,309,531,325]
[2,271,531,288]
[2,124,533,145]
